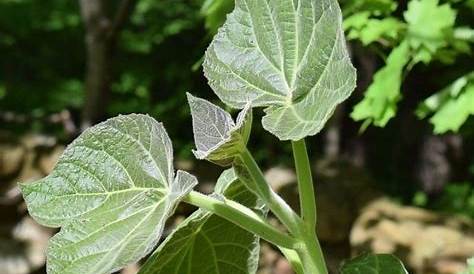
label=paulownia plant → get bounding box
[20,0,409,273]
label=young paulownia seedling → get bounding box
[20,0,409,273]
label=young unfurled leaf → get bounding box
[188,93,252,166]
[351,41,410,128]
[341,254,408,274]
[138,168,261,274]
[203,0,356,140]
[20,114,197,274]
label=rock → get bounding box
[0,144,25,179]
[264,167,296,192]
[258,243,285,274]
[38,145,64,175]
[121,264,139,274]
[0,217,53,274]
[350,198,474,274]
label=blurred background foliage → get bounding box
[0,0,473,222]
[1,0,474,273]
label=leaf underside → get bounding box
[341,254,409,274]
[20,114,197,274]
[138,169,261,274]
[203,0,356,140]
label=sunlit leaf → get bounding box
[404,0,456,63]
[203,0,356,140]
[351,41,410,127]
[417,72,474,133]
[20,114,197,274]
[138,168,261,274]
[344,14,404,45]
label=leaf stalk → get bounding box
[183,190,297,249]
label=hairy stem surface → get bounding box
[295,228,328,274]
[183,190,296,249]
[292,139,317,230]
[238,148,302,235]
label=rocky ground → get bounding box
[0,133,472,274]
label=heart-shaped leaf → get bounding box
[138,168,261,274]
[20,114,197,274]
[341,254,409,274]
[203,0,356,140]
[188,93,252,166]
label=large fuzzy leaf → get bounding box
[341,254,408,274]
[188,93,252,166]
[203,0,356,140]
[20,114,197,274]
[138,168,261,274]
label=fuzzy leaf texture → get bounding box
[203,0,356,140]
[20,114,197,274]
[416,71,474,133]
[138,168,261,274]
[351,41,410,128]
[188,93,252,166]
[341,254,408,274]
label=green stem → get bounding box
[296,230,328,274]
[237,148,302,235]
[183,190,297,249]
[292,139,317,230]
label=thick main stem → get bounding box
[238,148,302,235]
[292,139,317,230]
[183,190,296,249]
[292,139,329,273]
[296,230,328,274]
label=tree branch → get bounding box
[108,0,137,40]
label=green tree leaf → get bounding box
[341,254,408,274]
[20,114,197,274]
[342,0,398,16]
[404,0,456,63]
[344,14,404,46]
[351,41,411,127]
[188,93,252,166]
[203,0,356,140]
[138,168,261,274]
[417,72,474,133]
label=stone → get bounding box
[38,145,64,175]
[0,144,25,179]
[350,197,474,274]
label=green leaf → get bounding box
[201,0,234,34]
[341,254,408,274]
[342,0,398,16]
[203,0,356,140]
[404,0,456,63]
[20,114,197,274]
[138,168,261,274]
[188,93,252,166]
[351,41,411,127]
[344,14,404,45]
[417,72,474,133]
